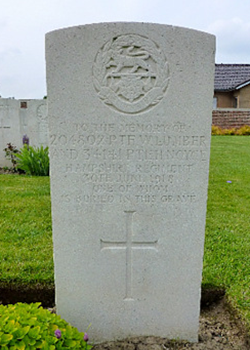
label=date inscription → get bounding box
[50,121,209,207]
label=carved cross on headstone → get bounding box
[100,211,158,300]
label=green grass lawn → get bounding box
[0,176,53,285]
[0,136,250,330]
[203,136,250,329]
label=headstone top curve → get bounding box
[46,21,215,343]
[45,22,216,41]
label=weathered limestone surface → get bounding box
[46,22,215,343]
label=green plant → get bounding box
[15,145,50,176]
[3,143,20,171]
[211,125,223,135]
[223,127,237,135]
[235,125,250,135]
[0,302,92,350]
[212,124,250,135]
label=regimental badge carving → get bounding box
[37,104,47,122]
[93,34,169,114]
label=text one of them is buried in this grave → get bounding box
[50,121,208,207]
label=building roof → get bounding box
[215,64,250,91]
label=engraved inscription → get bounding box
[0,114,11,145]
[0,104,10,130]
[100,211,158,300]
[50,121,208,207]
[37,104,48,145]
[93,34,169,114]
[0,118,11,129]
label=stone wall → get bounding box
[212,109,250,129]
[0,98,48,167]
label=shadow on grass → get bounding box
[0,283,55,307]
[200,284,225,308]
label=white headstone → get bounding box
[0,99,48,167]
[0,99,20,167]
[19,100,48,148]
[46,23,215,343]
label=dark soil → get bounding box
[0,167,23,175]
[0,283,54,307]
[0,167,14,174]
[0,284,223,309]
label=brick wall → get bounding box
[212,109,250,129]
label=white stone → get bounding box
[0,99,20,167]
[46,22,215,343]
[0,98,48,167]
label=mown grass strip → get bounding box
[0,176,53,284]
[203,136,250,329]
